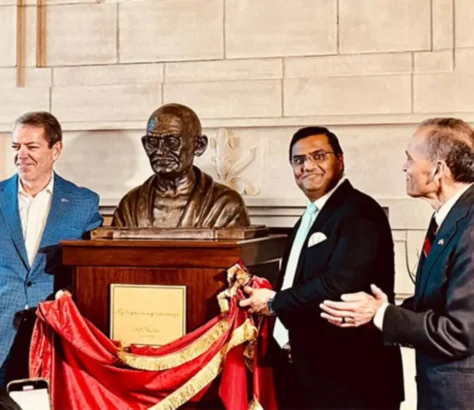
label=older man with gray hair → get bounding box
[321,118,474,409]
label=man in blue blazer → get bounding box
[0,111,102,387]
[321,118,474,409]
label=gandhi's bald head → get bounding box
[147,103,202,137]
[142,103,208,176]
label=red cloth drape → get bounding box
[29,264,278,410]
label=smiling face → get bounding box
[291,134,344,201]
[12,125,62,184]
[403,127,438,198]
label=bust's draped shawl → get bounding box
[29,263,277,410]
[112,167,250,228]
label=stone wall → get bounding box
[1,2,472,406]
[2,0,470,305]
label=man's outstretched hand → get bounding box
[319,284,388,327]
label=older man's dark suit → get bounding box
[383,185,474,409]
[272,180,404,409]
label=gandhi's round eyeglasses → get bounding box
[142,135,181,150]
[291,150,335,166]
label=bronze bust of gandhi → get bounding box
[112,103,250,228]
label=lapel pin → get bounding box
[61,198,68,203]
[438,239,444,246]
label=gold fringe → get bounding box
[244,340,255,372]
[217,289,230,313]
[217,263,252,314]
[149,319,258,410]
[118,319,230,371]
[248,397,264,410]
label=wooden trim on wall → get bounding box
[37,0,47,67]
[16,0,26,87]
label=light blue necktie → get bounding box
[274,202,318,347]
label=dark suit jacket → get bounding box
[383,184,474,410]
[272,180,404,409]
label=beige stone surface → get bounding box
[226,0,337,58]
[285,53,412,78]
[455,0,474,48]
[0,134,10,181]
[339,0,430,53]
[0,87,50,124]
[54,129,148,200]
[0,67,52,87]
[214,124,414,202]
[455,49,474,72]
[433,0,454,50]
[393,232,415,296]
[284,76,412,116]
[45,3,117,65]
[164,80,282,119]
[165,59,282,83]
[119,0,223,63]
[54,64,163,87]
[52,85,161,122]
[401,348,417,410]
[414,50,454,73]
[0,6,15,67]
[414,73,474,113]
[0,0,102,4]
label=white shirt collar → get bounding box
[312,176,347,212]
[18,173,54,198]
[435,183,474,227]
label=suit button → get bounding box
[26,281,33,287]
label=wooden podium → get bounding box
[60,235,286,337]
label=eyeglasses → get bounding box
[291,150,335,166]
[142,135,181,151]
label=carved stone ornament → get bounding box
[210,128,260,196]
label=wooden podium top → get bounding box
[62,236,281,248]
[61,235,287,268]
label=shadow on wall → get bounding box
[55,131,138,198]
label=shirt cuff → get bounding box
[373,302,390,330]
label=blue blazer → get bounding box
[0,173,102,367]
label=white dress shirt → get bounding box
[18,176,54,266]
[373,182,474,330]
[274,177,347,347]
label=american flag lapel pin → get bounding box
[61,198,69,203]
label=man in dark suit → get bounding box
[0,112,103,387]
[240,127,404,409]
[321,118,474,409]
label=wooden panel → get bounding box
[64,246,241,268]
[62,236,287,268]
[64,236,287,409]
[74,266,230,336]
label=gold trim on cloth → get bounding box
[248,397,264,410]
[149,319,258,410]
[118,319,230,371]
[244,340,255,372]
[217,263,251,313]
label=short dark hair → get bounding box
[420,118,474,183]
[13,111,62,148]
[289,126,343,162]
